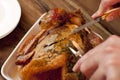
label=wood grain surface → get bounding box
[0,0,120,79]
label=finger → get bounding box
[106,49,120,80]
[90,67,106,80]
[73,49,95,72]
[106,66,120,80]
[76,38,115,77]
[72,59,81,72]
[106,8,120,21]
[73,35,120,73]
[73,41,106,72]
[92,0,120,19]
[80,52,99,78]
[92,1,110,18]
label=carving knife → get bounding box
[72,7,120,34]
[44,7,120,47]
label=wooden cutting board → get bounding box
[0,0,119,79]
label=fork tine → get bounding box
[68,47,77,54]
[68,47,82,57]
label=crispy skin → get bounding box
[16,8,103,80]
[20,53,67,80]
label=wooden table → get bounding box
[0,0,120,79]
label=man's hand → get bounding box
[92,0,120,21]
[73,35,120,80]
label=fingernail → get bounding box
[72,59,83,72]
[72,66,76,72]
[72,64,80,72]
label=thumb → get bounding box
[92,0,120,19]
[92,1,111,19]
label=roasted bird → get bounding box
[15,8,103,80]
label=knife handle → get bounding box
[101,7,120,20]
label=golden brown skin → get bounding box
[16,8,103,80]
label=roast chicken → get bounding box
[15,8,103,80]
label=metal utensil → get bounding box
[72,7,120,34]
[68,46,82,57]
[67,39,84,57]
[44,7,120,47]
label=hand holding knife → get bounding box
[72,7,120,34]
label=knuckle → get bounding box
[102,0,108,3]
[106,35,120,44]
[104,46,115,53]
[106,60,115,67]
[102,0,113,4]
[101,0,111,5]
[107,69,120,80]
[105,57,118,68]
[110,35,119,39]
[110,35,119,40]
[108,76,117,80]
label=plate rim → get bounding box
[0,0,21,39]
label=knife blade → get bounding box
[72,17,101,34]
[44,17,101,47]
[72,7,120,34]
[44,7,120,47]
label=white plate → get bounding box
[0,0,21,39]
